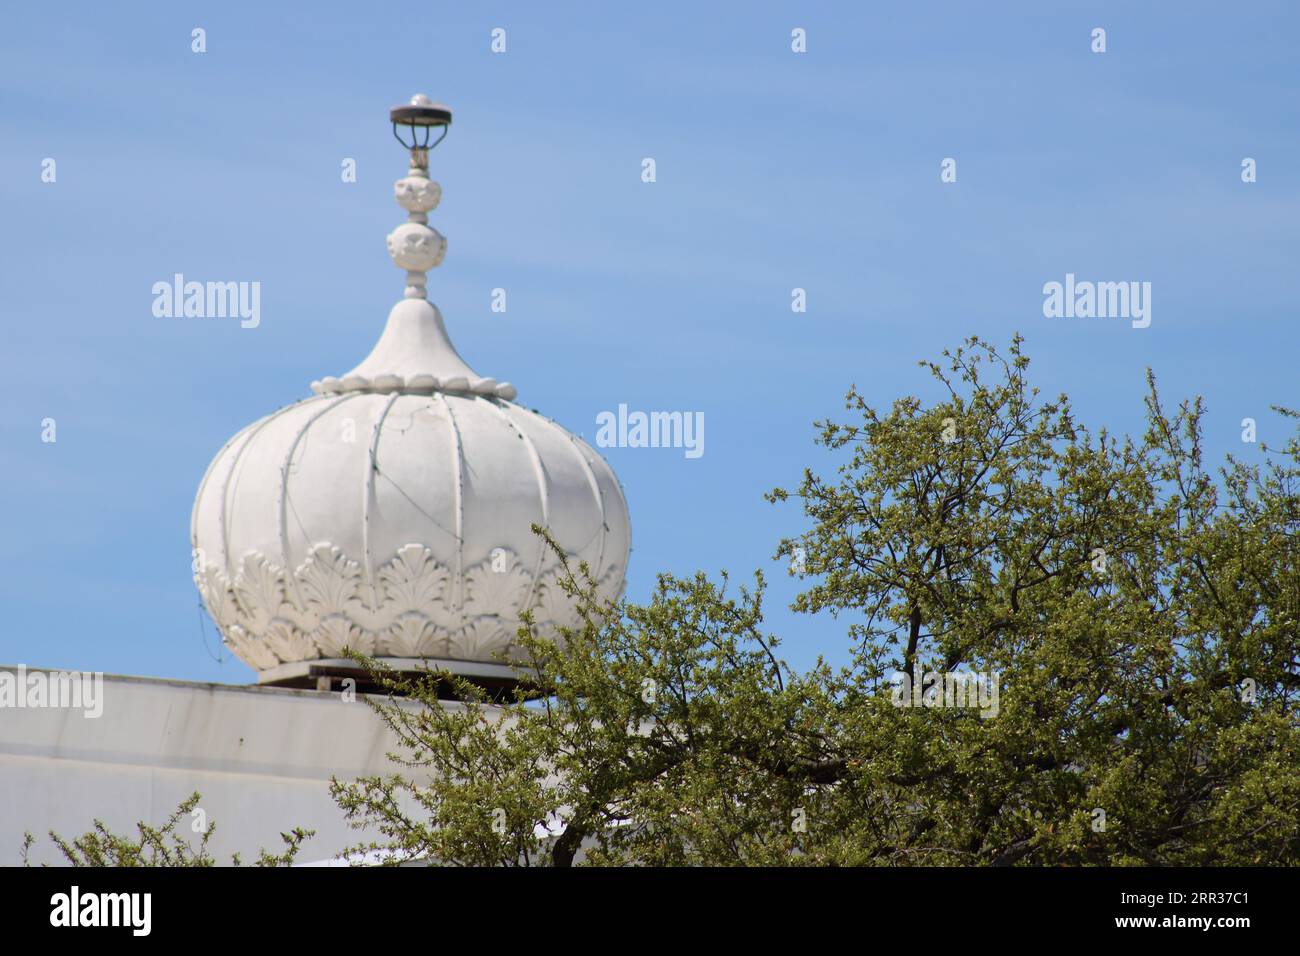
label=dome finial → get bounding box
[388,94,451,300]
[311,98,516,402]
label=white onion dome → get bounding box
[191,96,631,677]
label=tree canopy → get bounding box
[21,793,311,867]
[334,335,1300,866]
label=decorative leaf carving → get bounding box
[263,618,316,663]
[382,613,447,657]
[379,544,449,610]
[296,545,363,617]
[533,564,581,628]
[233,552,286,630]
[222,623,281,670]
[199,542,623,671]
[463,549,532,619]
[312,614,374,658]
[452,618,514,661]
[196,564,235,624]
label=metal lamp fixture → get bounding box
[390,93,452,168]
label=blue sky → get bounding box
[1,1,1296,682]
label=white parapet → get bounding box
[0,666,451,866]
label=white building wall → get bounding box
[0,668,428,866]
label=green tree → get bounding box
[22,792,313,867]
[334,336,1300,865]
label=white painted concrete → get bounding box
[0,667,430,866]
[190,93,631,677]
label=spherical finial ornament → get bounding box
[395,176,442,213]
[387,222,446,272]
